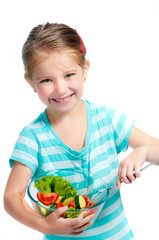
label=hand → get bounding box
[44,206,95,235]
[116,146,147,188]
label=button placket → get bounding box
[82,154,90,187]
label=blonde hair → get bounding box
[22,23,86,78]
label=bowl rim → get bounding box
[27,169,109,212]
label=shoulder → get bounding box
[84,100,115,121]
[84,100,134,128]
[19,111,45,139]
[84,100,107,113]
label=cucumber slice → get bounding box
[37,201,55,216]
[50,202,58,208]
[56,196,63,204]
[75,195,86,209]
[61,193,74,206]
[37,204,48,216]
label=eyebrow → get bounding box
[35,76,52,81]
[36,69,78,80]
[35,69,78,81]
[65,69,78,74]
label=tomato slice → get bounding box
[83,195,89,205]
[56,201,65,217]
[56,201,65,209]
[83,194,95,207]
[88,201,95,207]
[68,199,76,209]
[37,192,59,206]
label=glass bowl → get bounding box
[27,169,109,223]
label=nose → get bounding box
[55,79,67,95]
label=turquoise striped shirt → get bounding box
[10,100,134,240]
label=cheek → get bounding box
[77,81,84,93]
[72,79,84,90]
[37,86,52,99]
[73,81,84,98]
[37,86,50,94]
[80,83,84,94]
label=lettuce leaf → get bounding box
[63,207,81,218]
[34,175,77,196]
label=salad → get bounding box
[34,175,95,218]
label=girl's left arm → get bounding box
[116,126,159,188]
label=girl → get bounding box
[4,22,159,240]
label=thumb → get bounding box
[56,206,68,217]
[116,175,121,189]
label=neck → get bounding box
[46,100,84,125]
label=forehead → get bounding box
[31,50,81,78]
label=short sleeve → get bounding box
[9,127,39,176]
[107,107,135,153]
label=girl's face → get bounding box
[26,50,89,115]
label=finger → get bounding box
[121,166,133,184]
[126,166,136,182]
[55,206,68,217]
[119,165,132,184]
[69,231,83,235]
[116,165,123,188]
[70,217,82,227]
[72,221,93,233]
[134,163,141,178]
[71,210,95,229]
[116,173,122,189]
[78,210,95,225]
[78,210,94,219]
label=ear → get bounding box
[83,59,90,81]
[24,74,37,92]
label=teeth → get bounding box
[54,94,72,102]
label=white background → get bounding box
[1,0,159,239]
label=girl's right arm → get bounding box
[4,161,95,236]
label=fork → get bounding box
[87,158,159,207]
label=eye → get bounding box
[65,73,75,79]
[40,79,51,83]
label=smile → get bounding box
[52,93,75,103]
